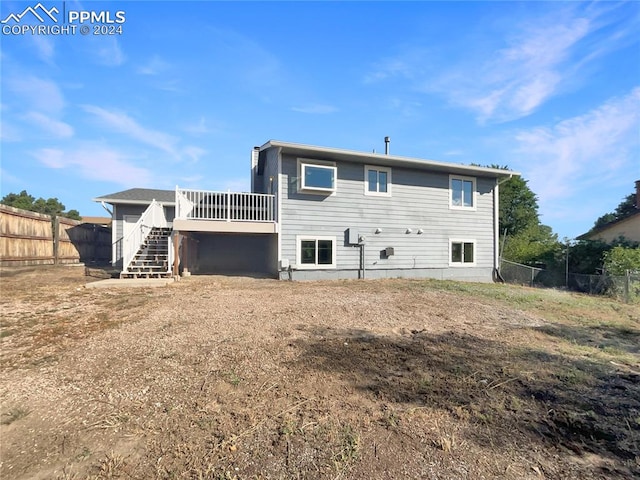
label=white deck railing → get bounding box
[122,200,170,273]
[176,187,275,222]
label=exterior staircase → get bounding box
[120,227,172,279]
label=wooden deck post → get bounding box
[173,232,179,276]
[183,235,189,272]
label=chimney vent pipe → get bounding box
[384,136,390,155]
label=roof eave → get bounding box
[576,211,640,240]
[92,197,176,206]
[261,140,519,178]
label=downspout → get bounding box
[493,174,513,282]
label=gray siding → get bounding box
[112,204,175,266]
[278,154,497,281]
[254,149,280,195]
[114,205,175,240]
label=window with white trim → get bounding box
[364,165,392,196]
[450,240,475,266]
[296,235,336,269]
[298,159,337,193]
[450,175,476,209]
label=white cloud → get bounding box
[137,55,170,75]
[291,104,338,114]
[177,174,204,186]
[364,49,427,85]
[94,38,125,66]
[183,117,213,136]
[456,16,590,122]
[182,146,207,163]
[421,12,593,124]
[0,167,22,186]
[82,105,178,156]
[443,150,464,157]
[0,120,22,142]
[33,146,152,186]
[31,35,55,63]
[366,4,636,123]
[23,111,74,138]
[7,75,65,114]
[513,87,640,219]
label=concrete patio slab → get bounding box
[86,277,176,289]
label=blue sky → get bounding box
[1,0,638,239]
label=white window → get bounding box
[298,159,337,193]
[450,175,476,210]
[296,235,336,269]
[450,240,476,266]
[364,165,392,196]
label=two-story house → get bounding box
[94,140,517,281]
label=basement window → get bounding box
[296,236,336,269]
[450,240,475,266]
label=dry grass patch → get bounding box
[0,269,638,479]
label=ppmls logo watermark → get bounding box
[1,2,126,36]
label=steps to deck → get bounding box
[121,227,172,279]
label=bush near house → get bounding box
[604,246,640,275]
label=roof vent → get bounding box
[384,136,390,155]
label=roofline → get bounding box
[92,197,176,206]
[576,210,640,240]
[260,140,519,178]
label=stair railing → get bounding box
[122,200,168,273]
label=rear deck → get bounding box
[174,188,277,234]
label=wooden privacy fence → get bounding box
[0,204,111,267]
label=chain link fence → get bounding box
[499,258,640,303]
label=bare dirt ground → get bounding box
[1,266,639,479]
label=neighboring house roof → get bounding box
[577,211,640,243]
[81,216,112,226]
[260,140,519,179]
[93,188,175,206]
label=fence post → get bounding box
[53,215,60,265]
[625,270,630,304]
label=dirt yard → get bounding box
[1,266,639,479]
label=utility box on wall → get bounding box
[385,247,395,256]
[345,228,359,245]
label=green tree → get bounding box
[593,192,637,229]
[501,224,561,266]
[498,175,540,237]
[603,246,640,275]
[1,190,82,220]
[0,190,36,211]
[478,166,561,266]
[569,237,639,274]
